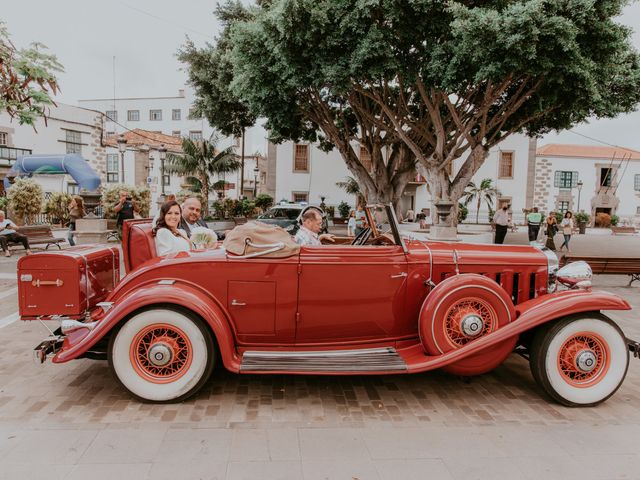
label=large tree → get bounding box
[0,22,63,126]
[225,0,640,223]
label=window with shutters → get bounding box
[599,168,613,187]
[558,201,570,214]
[127,110,139,121]
[554,171,578,188]
[106,154,119,183]
[0,132,7,145]
[149,109,162,121]
[172,109,181,120]
[359,146,372,171]
[105,110,117,122]
[499,151,513,178]
[293,144,309,172]
[65,130,82,154]
[292,191,308,203]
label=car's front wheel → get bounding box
[108,308,215,403]
[530,314,629,407]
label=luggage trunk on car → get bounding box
[17,246,120,319]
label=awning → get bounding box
[3,154,102,191]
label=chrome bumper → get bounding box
[34,336,64,364]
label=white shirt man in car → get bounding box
[294,209,335,246]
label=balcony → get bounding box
[0,146,32,167]
[408,174,427,185]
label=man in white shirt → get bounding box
[0,210,31,257]
[294,209,335,246]
[493,205,510,244]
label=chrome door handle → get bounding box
[231,299,246,306]
[390,272,408,279]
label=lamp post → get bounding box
[158,144,167,197]
[253,164,259,198]
[117,134,127,183]
[577,179,584,211]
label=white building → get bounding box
[535,144,640,223]
[0,103,106,197]
[79,87,268,201]
[267,135,537,223]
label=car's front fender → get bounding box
[53,281,241,371]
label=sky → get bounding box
[3,0,640,153]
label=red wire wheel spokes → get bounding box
[420,274,517,376]
[557,332,610,388]
[443,298,497,349]
[130,323,193,384]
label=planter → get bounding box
[332,217,348,225]
[578,221,587,234]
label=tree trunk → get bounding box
[200,172,209,218]
[476,196,480,224]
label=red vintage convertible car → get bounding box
[17,205,638,406]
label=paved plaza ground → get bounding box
[0,230,639,479]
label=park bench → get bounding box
[11,225,64,251]
[611,226,637,235]
[560,254,640,286]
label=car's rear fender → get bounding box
[52,281,241,371]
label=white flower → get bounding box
[190,226,218,248]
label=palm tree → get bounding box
[461,178,500,224]
[336,176,365,206]
[165,135,240,217]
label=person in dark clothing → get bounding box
[114,190,135,238]
[179,197,208,236]
[0,210,31,257]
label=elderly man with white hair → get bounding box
[294,209,335,246]
[0,210,31,257]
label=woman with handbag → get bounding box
[560,211,574,251]
[545,211,558,251]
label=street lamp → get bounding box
[158,144,167,197]
[577,179,584,211]
[253,164,259,198]
[117,134,127,183]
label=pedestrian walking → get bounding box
[493,204,510,244]
[527,207,542,244]
[560,211,574,251]
[545,211,558,251]
[67,196,85,247]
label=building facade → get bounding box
[535,144,640,223]
[0,103,106,197]
[268,134,537,223]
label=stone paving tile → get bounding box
[227,460,303,480]
[0,464,74,480]
[374,459,455,480]
[302,459,382,480]
[65,463,152,480]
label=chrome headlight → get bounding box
[556,261,592,289]
[539,246,559,293]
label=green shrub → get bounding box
[610,214,619,226]
[0,196,7,212]
[457,202,468,223]
[325,205,335,218]
[337,201,351,218]
[7,178,43,224]
[575,211,590,224]
[234,199,256,217]
[101,184,151,219]
[43,192,72,225]
[254,193,274,212]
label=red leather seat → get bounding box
[122,219,156,272]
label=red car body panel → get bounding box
[41,217,631,376]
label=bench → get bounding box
[233,217,248,226]
[560,255,640,286]
[9,225,65,251]
[611,226,637,235]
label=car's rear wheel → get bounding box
[108,308,215,403]
[529,314,629,407]
[420,274,517,376]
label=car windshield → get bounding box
[259,208,300,220]
[370,205,393,235]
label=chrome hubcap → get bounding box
[460,314,484,338]
[575,350,597,373]
[148,343,173,367]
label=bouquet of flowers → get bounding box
[190,226,218,249]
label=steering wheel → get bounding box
[371,233,395,246]
[351,227,372,246]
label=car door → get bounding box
[295,244,409,344]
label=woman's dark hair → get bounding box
[564,211,573,218]
[153,200,182,237]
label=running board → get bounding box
[240,347,407,372]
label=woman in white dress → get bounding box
[153,201,192,256]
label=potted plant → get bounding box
[575,211,590,234]
[332,201,351,224]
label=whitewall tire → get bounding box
[108,308,215,403]
[530,314,628,407]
